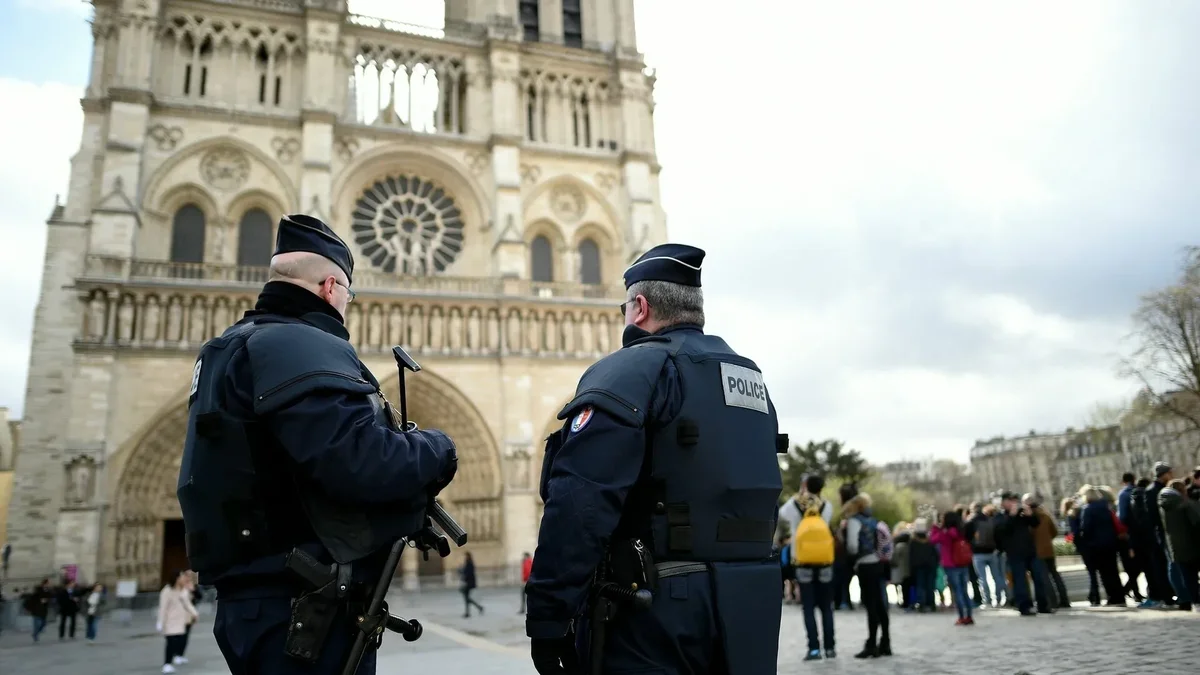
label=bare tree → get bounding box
[1120,246,1200,435]
[1083,398,1128,429]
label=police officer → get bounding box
[176,214,459,675]
[525,243,785,675]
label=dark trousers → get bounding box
[912,564,937,609]
[165,634,188,665]
[798,579,835,652]
[1092,547,1125,603]
[520,582,527,613]
[1119,543,1143,599]
[182,621,192,654]
[1147,537,1175,602]
[856,562,889,648]
[462,587,483,616]
[1179,560,1200,605]
[1041,557,1071,608]
[1007,553,1051,612]
[86,614,98,640]
[833,560,854,607]
[58,611,77,639]
[967,562,981,603]
[214,596,377,675]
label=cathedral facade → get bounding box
[6,0,665,590]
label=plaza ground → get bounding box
[1,584,1196,674]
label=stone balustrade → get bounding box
[75,256,623,358]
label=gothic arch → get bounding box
[226,188,286,224]
[331,146,491,276]
[525,218,567,282]
[521,175,622,240]
[143,135,300,216]
[572,222,614,285]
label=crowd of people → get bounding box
[775,462,1200,662]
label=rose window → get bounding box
[350,175,465,275]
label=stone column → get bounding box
[299,5,345,226]
[488,41,527,278]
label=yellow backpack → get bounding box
[791,500,835,567]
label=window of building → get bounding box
[237,208,274,266]
[519,0,539,42]
[578,238,600,284]
[530,235,553,282]
[562,0,583,48]
[169,204,206,263]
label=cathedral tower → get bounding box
[6,0,665,589]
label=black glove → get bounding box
[530,634,579,675]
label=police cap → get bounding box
[622,243,704,289]
[274,214,355,284]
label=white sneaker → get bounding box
[173,656,188,665]
[162,665,176,674]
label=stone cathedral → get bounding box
[6,0,665,591]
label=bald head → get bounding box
[268,251,352,317]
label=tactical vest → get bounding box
[177,314,427,582]
[645,332,783,562]
[559,329,784,564]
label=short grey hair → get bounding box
[627,279,705,328]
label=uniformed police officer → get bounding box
[176,214,459,675]
[525,243,785,675]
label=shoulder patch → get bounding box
[570,406,595,433]
[189,359,203,396]
[719,362,769,414]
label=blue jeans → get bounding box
[912,565,937,609]
[972,552,1005,605]
[1169,561,1191,604]
[945,567,972,619]
[86,615,98,640]
[799,579,835,651]
[32,616,47,641]
[1008,554,1050,612]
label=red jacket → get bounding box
[522,557,533,582]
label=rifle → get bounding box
[336,346,469,675]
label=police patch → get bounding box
[719,362,769,414]
[570,406,595,433]
[189,358,203,396]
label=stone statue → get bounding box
[486,310,500,352]
[506,309,521,353]
[117,298,135,343]
[87,293,107,340]
[388,306,403,346]
[561,313,575,353]
[580,314,595,353]
[466,309,481,351]
[211,299,230,338]
[142,296,160,343]
[166,297,183,343]
[406,306,423,349]
[598,315,612,352]
[448,308,463,350]
[64,457,96,505]
[544,313,558,352]
[347,304,362,347]
[524,312,539,352]
[428,307,444,351]
[367,305,383,349]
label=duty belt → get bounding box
[655,561,707,578]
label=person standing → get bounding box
[25,579,51,641]
[56,578,79,640]
[792,493,837,660]
[519,552,533,613]
[525,244,785,675]
[176,214,460,675]
[996,491,1052,616]
[844,493,891,658]
[85,583,104,641]
[158,570,198,673]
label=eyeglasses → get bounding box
[334,280,356,302]
[619,297,645,315]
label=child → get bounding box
[908,518,939,612]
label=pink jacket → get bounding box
[157,585,198,636]
[929,525,966,569]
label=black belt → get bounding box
[656,561,707,578]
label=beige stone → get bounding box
[6,0,662,590]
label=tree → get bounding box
[820,475,918,530]
[1083,398,1129,429]
[1121,246,1200,441]
[777,439,872,499]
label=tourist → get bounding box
[56,578,79,639]
[931,510,974,625]
[460,552,484,618]
[157,569,198,673]
[843,493,891,658]
[85,582,104,641]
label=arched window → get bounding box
[237,208,274,266]
[169,204,206,263]
[578,238,601,284]
[530,235,553,282]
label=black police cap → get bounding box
[274,214,355,284]
[622,243,704,289]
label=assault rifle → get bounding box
[337,346,469,675]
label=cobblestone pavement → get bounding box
[2,586,1197,674]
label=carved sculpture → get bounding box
[64,456,97,506]
[200,147,250,191]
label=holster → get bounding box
[283,547,357,663]
[588,539,656,674]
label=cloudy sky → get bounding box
[0,0,1196,464]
